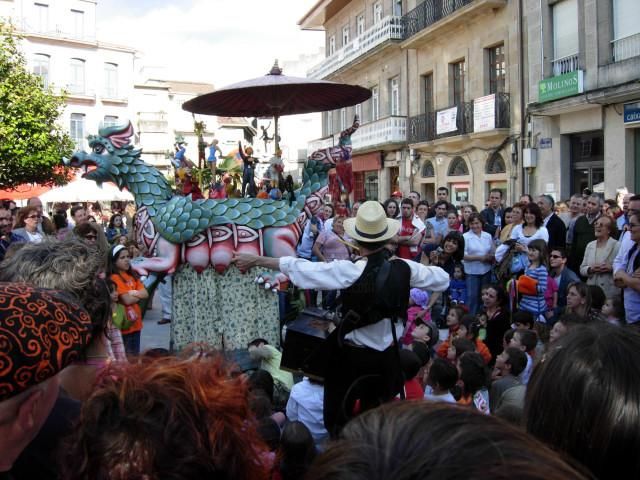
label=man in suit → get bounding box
[481,189,504,238]
[538,194,566,251]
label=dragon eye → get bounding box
[93,144,105,154]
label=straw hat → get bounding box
[344,201,399,243]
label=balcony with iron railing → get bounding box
[137,112,169,133]
[552,53,579,76]
[408,93,510,144]
[307,115,407,154]
[401,0,506,48]
[307,15,404,80]
[13,17,97,43]
[612,32,640,62]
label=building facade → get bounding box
[133,79,216,176]
[301,0,409,202]
[301,0,522,206]
[1,0,136,152]
[523,0,640,199]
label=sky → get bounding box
[96,0,325,88]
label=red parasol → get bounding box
[182,61,371,150]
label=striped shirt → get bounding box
[519,265,548,316]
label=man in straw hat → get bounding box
[0,283,93,477]
[233,201,449,435]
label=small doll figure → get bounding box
[207,139,223,176]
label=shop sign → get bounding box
[624,102,640,125]
[436,106,458,135]
[538,70,584,103]
[473,94,495,132]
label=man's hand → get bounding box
[232,252,260,270]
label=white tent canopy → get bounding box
[39,178,133,203]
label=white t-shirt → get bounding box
[424,386,456,404]
[463,230,494,275]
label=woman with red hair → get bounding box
[61,356,271,480]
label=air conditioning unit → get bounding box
[522,148,538,168]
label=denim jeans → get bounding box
[466,271,492,315]
[122,331,141,357]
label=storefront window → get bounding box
[451,183,470,207]
[364,171,379,200]
[570,131,604,194]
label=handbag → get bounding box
[517,275,539,296]
[112,303,133,331]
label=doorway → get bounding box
[570,131,604,194]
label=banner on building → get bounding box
[538,70,584,103]
[436,107,458,135]
[473,94,496,132]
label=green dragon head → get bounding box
[64,122,172,207]
[64,122,141,189]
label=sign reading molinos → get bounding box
[538,70,584,103]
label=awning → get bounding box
[0,184,52,201]
[352,152,381,172]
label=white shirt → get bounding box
[519,352,533,385]
[495,224,549,262]
[26,231,43,243]
[613,230,633,275]
[463,230,494,275]
[286,378,328,448]
[278,256,450,351]
[424,386,457,404]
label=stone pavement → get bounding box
[140,295,171,352]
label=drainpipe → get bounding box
[405,46,411,192]
[518,0,527,200]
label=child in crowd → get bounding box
[490,347,527,414]
[445,305,465,335]
[399,349,425,400]
[602,296,624,325]
[476,311,488,341]
[449,263,467,306]
[435,306,466,358]
[410,317,438,351]
[512,310,544,357]
[109,244,148,356]
[544,275,558,319]
[511,310,534,330]
[548,313,583,344]
[278,421,316,480]
[424,358,458,404]
[248,338,294,411]
[502,328,515,352]
[508,328,538,385]
[445,337,476,364]
[457,314,492,364]
[403,288,431,346]
[519,239,549,322]
[457,351,490,414]
[106,278,128,363]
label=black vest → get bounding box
[339,250,411,336]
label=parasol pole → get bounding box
[274,115,279,152]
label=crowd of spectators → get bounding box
[1,187,639,479]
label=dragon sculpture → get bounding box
[65,118,360,350]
